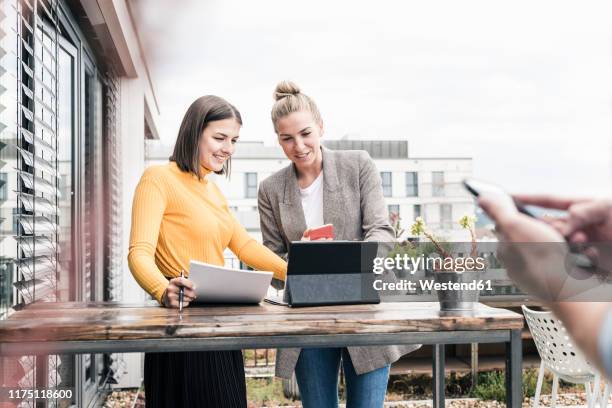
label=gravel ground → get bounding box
[103,390,610,408]
[103,389,145,408]
[380,393,610,408]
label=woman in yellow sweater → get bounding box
[128,95,286,408]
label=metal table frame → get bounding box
[1,329,523,408]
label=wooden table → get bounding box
[0,301,524,408]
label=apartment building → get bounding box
[146,138,475,243]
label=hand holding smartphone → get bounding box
[462,178,537,217]
[303,224,334,240]
[463,178,594,270]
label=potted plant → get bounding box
[410,215,485,311]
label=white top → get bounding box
[299,171,324,229]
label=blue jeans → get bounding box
[294,347,390,408]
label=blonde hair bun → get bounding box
[273,80,301,101]
[271,80,321,131]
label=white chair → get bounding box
[522,305,609,408]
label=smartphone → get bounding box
[462,178,594,270]
[462,178,537,218]
[306,224,334,240]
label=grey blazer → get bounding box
[258,147,421,379]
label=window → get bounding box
[57,37,76,303]
[12,208,18,235]
[380,172,392,197]
[440,204,452,229]
[0,261,14,319]
[405,172,418,197]
[432,171,444,197]
[82,59,105,304]
[245,173,258,198]
[414,204,421,219]
[388,204,400,220]
[0,173,6,200]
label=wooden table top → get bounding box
[0,302,523,344]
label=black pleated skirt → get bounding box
[144,350,247,408]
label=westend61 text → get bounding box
[372,254,487,274]
[373,279,493,292]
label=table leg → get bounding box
[471,343,479,389]
[505,329,523,408]
[432,344,445,408]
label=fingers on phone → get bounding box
[511,195,578,209]
[568,231,588,243]
[547,219,568,234]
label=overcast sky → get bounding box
[135,0,612,196]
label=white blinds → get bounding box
[14,0,59,308]
[1,0,126,400]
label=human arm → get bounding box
[127,175,196,306]
[479,193,612,377]
[509,195,612,242]
[478,193,569,299]
[551,302,612,379]
[229,209,287,282]
[515,196,612,272]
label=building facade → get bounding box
[0,0,157,406]
[146,138,475,243]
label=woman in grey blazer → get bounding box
[258,81,420,408]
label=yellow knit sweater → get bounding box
[128,161,287,303]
